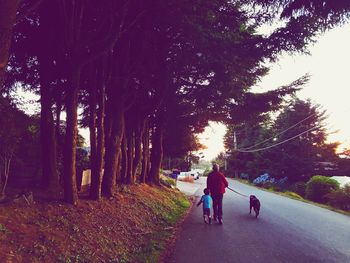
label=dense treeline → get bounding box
[224,98,340,182]
[1,0,349,204]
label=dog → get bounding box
[249,195,260,218]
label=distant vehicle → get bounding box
[191,169,205,175]
[179,171,200,180]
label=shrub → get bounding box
[272,185,283,192]
[325,183,350,211]
[344,183,350,195]
[305,176,340,203]
[203,168,211,177]
[260,181,271,188]
[291,181,306,197]
[276,177,288,189]
[240,173,249,180]
[160,175,176,188]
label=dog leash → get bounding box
[227,186,248,198]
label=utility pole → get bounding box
[224,155,227,171]
[233,131,238,178]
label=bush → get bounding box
[272,185,283,192]
[291,181,306,197]
[203,168,211,177]
[160,175,176,188]
[261,181,274,189]
[240,173,249,180]
[344,183,350,195]
[305,176,340,203]
[325,184,350,211]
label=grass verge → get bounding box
[236,178,350,216]
[0,184,190,263]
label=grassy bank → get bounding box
[0,184,190,263]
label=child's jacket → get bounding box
[200,194,212,209]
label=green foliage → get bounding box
[165,197,190,225]
[0,223,9,233]
[0,96,42,188]
[0,97,27,160]
[225,99,339,183]
[305,176,340,203]
[0,96,39,195]
[203,168,211,177]
[76,148,90,171]
[213,152,226,170]
[133,189,190,262]
[290,181,307,197]
[271,185,283,192]
[261,181,274,189]
[243,0,350,33]
[163,97,206,160]
[4,0,350,205]
[325,184,350,211]
[264,99,338,182]
[160,176,176,188]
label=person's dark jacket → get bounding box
[207,171,228,195]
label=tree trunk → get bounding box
[120,136,128,184]
[55,92,62,138]
[149,119,163,185]
[37,0,61,196]
[0,0,20,90]
[90,84,105,200]
[140,120,149,184]
[0,158,11,201]
[115,152,121,183]
[63,70,80,205]
[104,98,112,149]
[133,121,143,181]
[102,105,124,197]
[89,86,98,197]
[40,83,60,194]
[125,125,135,184]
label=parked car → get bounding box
[179,171,200,180]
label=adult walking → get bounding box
[207,163,228,224]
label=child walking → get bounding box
[196,188,213,224]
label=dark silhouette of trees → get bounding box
[1,0,350,204]
[0,96,29,200]
[225,99,339,182]
[0,0,21,90]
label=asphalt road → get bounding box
[169,178,350,263]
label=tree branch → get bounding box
[15,0,44,24]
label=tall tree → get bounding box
[0,0,21,90]
[0,96,27,200]
[225,98,339,182]
[0,0,43,90]
[263,99,338,182]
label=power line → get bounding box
[234,125,319,153]
[237,105,350,151]
[227,106,350,153]
[239,112,318,150]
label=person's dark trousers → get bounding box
[211,193,224,220]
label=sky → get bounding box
[199,22,350,161]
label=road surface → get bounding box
[170,178,350,263]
